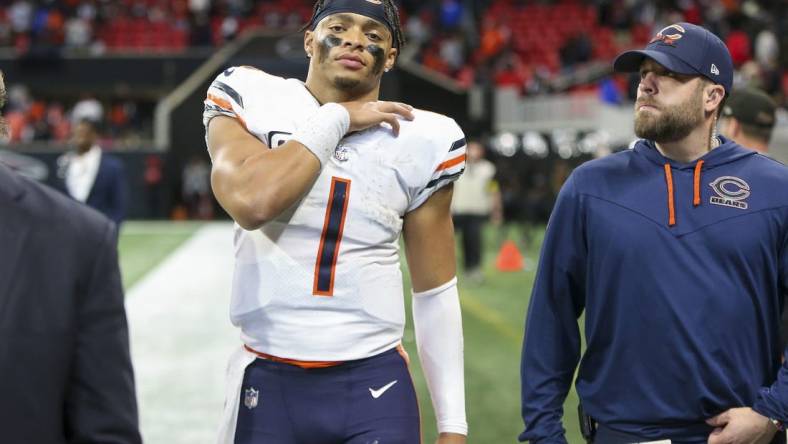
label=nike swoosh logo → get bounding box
[368,380,398,399]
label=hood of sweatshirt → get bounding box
[632,136,758,228]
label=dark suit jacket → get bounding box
[56,151,128,228]
[0,164,141,444]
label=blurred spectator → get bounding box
[440,32,466,75]
[494,52,528,92]
[144,154,165,218]
[55,119,128,228]
[451,140,501,283]
[190,12,213,46]
[719,86,777,153]
[439,0,463,31]
[754,26,778,67]
[189,0,210,15]
[182,155,212,219]
[478,15,507,62]
[726,25,752,67]
[405,10,431,46]
[220,15,240,42]
[9,1,32,35]
[559,33,593,71]
[599,77,623,105]
[64,15,91,49]
[72,94,103,124]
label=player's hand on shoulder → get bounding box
[340,100,415,136]
[436,432,466,444]
[706,407,777,444]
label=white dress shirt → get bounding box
[65,145,102,203]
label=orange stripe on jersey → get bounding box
[244,345,344,369]
[206,93,234,113]
[435,154,467,172]
[206,94,249,130]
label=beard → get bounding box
[634,85,704,143]
[332,75,362,91]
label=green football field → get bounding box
[118,221,584,443]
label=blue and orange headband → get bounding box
[308,0,398,48]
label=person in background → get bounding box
[56,118,128,229]
[182,155,212,219]
[718,86,777,154]
[451,140,501,283]
[718,87,788,353]
[520,23,788,444]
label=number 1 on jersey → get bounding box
[313,177,351,296]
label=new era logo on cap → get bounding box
[711,64,719,75]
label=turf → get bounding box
[400,224,585,443]
[118,221,204,289]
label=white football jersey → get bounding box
[203,66,466,361]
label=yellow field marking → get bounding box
[460,289,522,344]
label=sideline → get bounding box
[126,223,238,444]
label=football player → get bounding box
[203,0,467,443]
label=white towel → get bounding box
[216,346,257,444]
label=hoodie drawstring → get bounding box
[663,164,676,227]
[693,160,704,207]
[663,160,705,227]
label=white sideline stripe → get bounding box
[126,222,238,444]
[120,222,206,236]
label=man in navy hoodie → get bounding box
[520,23,788,444]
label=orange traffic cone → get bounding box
[495,240,525,272]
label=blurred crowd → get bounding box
[0,0,314,53]
[1,0,784,94]
[0,0,785,148]
[407,0,787,103]
[1,84,149,147]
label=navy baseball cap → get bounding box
[614,23,733,94]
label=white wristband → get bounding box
[291,103,350,166]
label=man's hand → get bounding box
[436,432,466,444]
[706,407,778,444]
[341,101,415,136]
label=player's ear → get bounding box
[384,46,398,72]
[304,31,315,58]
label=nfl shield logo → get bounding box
[244,387,259,410]
[334,145,350,162]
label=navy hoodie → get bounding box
[520,137,788,443]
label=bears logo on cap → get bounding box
[650,24,686,46]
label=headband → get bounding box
[308,0,398,47]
